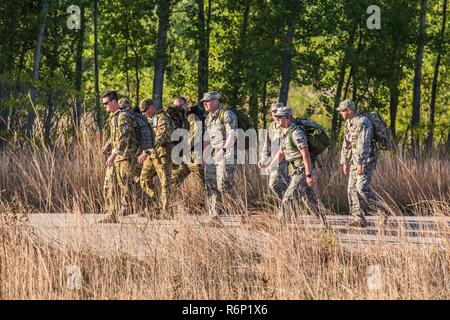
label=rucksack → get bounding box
[219,106,254,131]
[290,118,331,156]
[187,104,206,134]
[165,105,186,129]
[115,108,154,150]
[362,111,394,151]
[218,106,255,151]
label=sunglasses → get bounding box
[102,99,114,106]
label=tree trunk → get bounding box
[411,0,428,155]
[332,27,357,141]
[74,4,85,129]
[262,81,267,129]
[228,0,250,107]
[94,0,101,129]
[197,0,208,102]
[389,79,399,139]
[426,0,447,152]
[135,51,140,109]
[278,0,301,105]
[27,0,48,137]
[152,0,171,109]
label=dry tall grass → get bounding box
[0,129,449,299]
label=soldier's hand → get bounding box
[106,153,116,167]
[101,143,111,155]
[257,159,266,168]
[138,151,148,164]
[306,176,315,188]
[356,164,364,175]
[214,149,224,162]
[343,163,349,175]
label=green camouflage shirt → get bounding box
[147,110,175,158]
[280,122,309,162]
[109,109,140,162]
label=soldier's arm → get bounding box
[188,114,201,148]
[223,110,238,149]
[355,119,373,164]
[292,129,313,173]
[153,113,172,149]
[260,128,271,163]
[340,126,351,165]
[112,113,134,156]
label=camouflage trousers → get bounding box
[268,160,290,199]
[171,162,204,187]
[348,161,384,221]
[103,160,141,219]
[281,167,326,223]
[140,154,171,212]
[204,160,237,217]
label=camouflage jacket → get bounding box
[260,120,282,164]
[205,104,238,159]
[146,110,175,158]
[109,108,140,162]
[340,111,377,165]
[187,112,203,163]
[280,122,309,163]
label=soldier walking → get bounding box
[337,99,388,228]
[100,91,141,223]
[138,98,175,217]
[202,91,238,226]
[257,102,290,200]
[170,97,205,187]
[261,107,326,225]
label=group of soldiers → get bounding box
[100,89,387,228]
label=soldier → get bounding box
[100,91,141,223]
[202,91,238,226]
[257,102,290,199]
[262,107,326,225]
[171,96,205,187]
[138,98,175,217]
[337,99,388,228]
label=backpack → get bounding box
[165,105,186,129]
[362,111,394,151]
[219,106,254,131]
[218,106,255,151]
[115,108,155,150]
[290,118,331,156]
[187,104,206,134]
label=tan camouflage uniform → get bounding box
[279,122,325,222]
[171,111,204,187]
[104,108,141,219]
[204,104,238,217]
[340,111,382,222]
[140,110,174,212]
[260,120,289,199]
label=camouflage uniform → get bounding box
[204,104,238,217]
[260,120,289,199]
[139,110,174,212]
[104,109,141,219]
[171,111,204,187]
[279,122,325,222]
[340,111,382,222]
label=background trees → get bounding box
[0,0,448,152]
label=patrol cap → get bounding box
[336,99,356,112]
[270,102,284,112]
[200,91,220,102]
[274,106,292,117]
[140,98,161,112]
[118,98,132,109]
